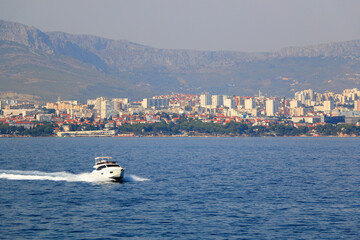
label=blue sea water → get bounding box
[1,137,360,239]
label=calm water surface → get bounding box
[1,137,360,239]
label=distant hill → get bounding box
[1,19,360,101]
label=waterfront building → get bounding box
[292,116,321,124]
[57,129,116,137]
[322,116,345,124]
[345,116,360,124]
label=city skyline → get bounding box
[2,87,360,137]
[2,87,360,120]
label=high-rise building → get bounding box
[200,94,212,107]
[211,95,223,108]
[245,98,256,110]
[323,100,334,112]
[234,96,245,106]
[266,99,279,116]
[343,88,360,101]
[295,89,317,105]
[289,99,300,109]
[100,99,114,119]
[91,97,107,111]
[354,100,360,111]
[113,98,129,111]
[223,96,235,109]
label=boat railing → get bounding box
[95,156,113,164]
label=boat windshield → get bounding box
[96,165,106,171]
[106,164,120,168]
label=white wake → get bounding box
[122,174,150,182]
[0,170,149,183]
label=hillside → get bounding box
[1,19,360,101]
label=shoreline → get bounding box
[1,134,359,138]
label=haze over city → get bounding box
[1,0,360,52]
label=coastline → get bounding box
[1,134,359,138]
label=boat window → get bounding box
[97,165,106,171]
[106,164,120,168]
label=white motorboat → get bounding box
[92,156,125,182]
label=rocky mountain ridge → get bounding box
[3,19,360,70]
[1,19,360,100]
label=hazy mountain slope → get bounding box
[0,20,53,53]
[273,41,360,58]
[0,40,155,100]
[1,19,360,101]
[46,31,268,71]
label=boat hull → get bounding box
[92,168,125,182]
[109,168,125,182]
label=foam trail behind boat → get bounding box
[0,170,149,183]
[0,170,114,183]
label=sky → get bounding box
[1,0,360,52]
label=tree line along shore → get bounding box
[1,119,360,137]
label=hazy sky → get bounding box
[1,0,360,52]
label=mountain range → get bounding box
[1,19,360,101]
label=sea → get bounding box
[0,137,360,239]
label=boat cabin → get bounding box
[94,156,121,170]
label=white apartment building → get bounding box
[342,88,360,101]
[2,109,36,117]
[142,98,170,109]
[211,95,223,108]
[100,99,114,119]
[295,89,316,105]
[89,96,107,111]
[113,98,129,111]
[245,98,256,110]
[266,99,279,116]
[290,99,300,109]
[223,97,235,109]
[36,114,52,122]
[200,94,212,107]
[354,100,360,111]
[323,100,334,112]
